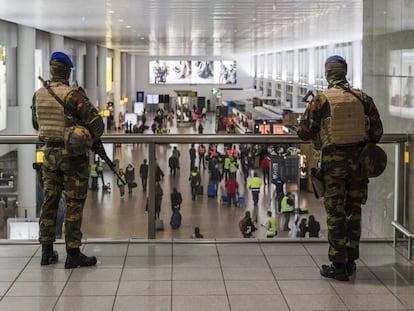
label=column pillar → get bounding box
[50,34,64,53]
[17,25,37,218]
[97,46,107,110]
[85,44,98,107]
[113,50,121,129]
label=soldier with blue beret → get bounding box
[32,51,104,268]
[297,55,384,281]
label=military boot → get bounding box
[346,260,356,276]
[41,244,59,266]
[65,248,97,269]
[320,263,349,281]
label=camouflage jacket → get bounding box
[297,79,383,148]
[32,79,104,139]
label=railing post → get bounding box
[147,142,156,239]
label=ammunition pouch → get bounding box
[64,125,93,156]
[310,167,325,199]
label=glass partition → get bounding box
[0,134,406,241]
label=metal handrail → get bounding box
[0,133,409,245]
[392,221,414,260]
[0,133,408,144]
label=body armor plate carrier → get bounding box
[320,86,368,149]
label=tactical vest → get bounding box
[36,82,70,141]
[319,86,368,149]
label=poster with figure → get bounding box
[192,60,214,83]
[216,60,237,84]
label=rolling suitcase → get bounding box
[156,219,164,231]
[220,195,229,205]
[197,184,204,195]
[207,183,216,197]
[170,209,182,229]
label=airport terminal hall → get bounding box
[1,0,414,310]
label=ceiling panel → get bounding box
[0,0,362,56]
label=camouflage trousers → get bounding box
[321,146,368,263]
[39,147,89,250]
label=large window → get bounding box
[389,49,414,119]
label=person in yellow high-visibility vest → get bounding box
[281,192,294,231]
[247,173,263,222]
[262,210,277,238]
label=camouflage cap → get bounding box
[359,143,387,178]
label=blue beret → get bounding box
[325,55,347,65]
[50,51,74,68]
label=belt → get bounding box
[46,141,65,147]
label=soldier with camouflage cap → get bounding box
[296,55,383,281]
[32,51,104,268]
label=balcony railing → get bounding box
[0,133,411,255]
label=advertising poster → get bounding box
[149,60,236,85]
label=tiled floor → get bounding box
[0,241,413,311]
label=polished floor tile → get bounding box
[0,241,412,311]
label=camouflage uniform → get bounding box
[32,80,104,250]
[297,79,383,264]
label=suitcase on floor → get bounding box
[220,195,229,205]
[207,183,216,197]
[197,184,204,195]
[170,209,182,229]
[238,196,245,207]
[156,219,164,231]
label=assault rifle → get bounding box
[302,89,315,103]
[91,140,126,185]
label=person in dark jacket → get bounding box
[155,163,165,183]
[307,215,320,238]
[154,182,163,220]
[169,153,179,177]
[189,144,197,171]
[139,159,149,192]
[170,187,182,211]
[125,163,136,194]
